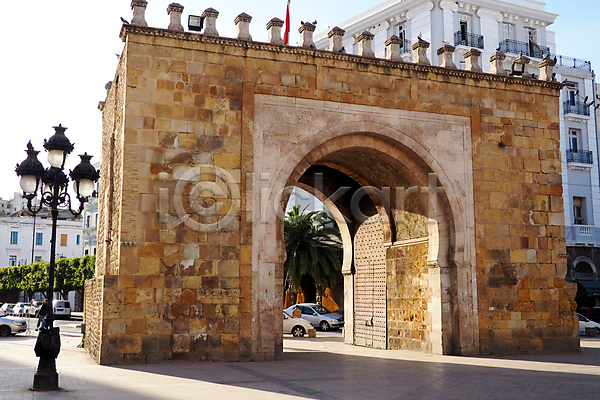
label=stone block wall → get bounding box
[84,23,578,363]
[84,277,104,362]
[387,241,430,351]
[473,101,579,354]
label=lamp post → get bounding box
[15,124,99,391]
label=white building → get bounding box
[0,209,83,267]
[315,0,598,281]
[81,162,100,257]
[0,192,32,216]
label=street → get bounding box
[1,323,600,399]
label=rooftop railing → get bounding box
[554,54,592,71]
[499,39,592,71]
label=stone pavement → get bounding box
[1,327,600,400]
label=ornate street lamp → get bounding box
[15,124,99,391]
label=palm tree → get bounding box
[284,205,342,291]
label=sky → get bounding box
[0,0,598,200]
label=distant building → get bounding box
[0,208,83,267]
[81,162,100,256]
[314,0,599,281]
[0,192,32,216]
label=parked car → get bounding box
[52,300,71,319]
[283,311,313,337]
[284,303,344,331]
[0,303,16,315]
[26,300,44,316]
[12,302,29,316]
[578,312,600,336]
[578,307,600,324]
[0,312,27,336]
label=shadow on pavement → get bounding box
[103,338,600,400]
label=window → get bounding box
[503,23,515,40]
[86,215,90,228]
[10,231,18,245]
[397,24,405,42]
[85,249,89,255]
[9,255,17,266]
[397,24,405,49]
[34,256,42,263]
[460,20,468,40]
[573,197,585,225]
[77,235,80,245]
[36,232,43,246]
[525,27,542,57]
[566,83,578,105]
[525,27,537,43]
[60,234,67,246]
[459,14,470,41]
[569,129,580,152]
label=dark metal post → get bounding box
[16,125,98,392]
[33,172,61,390]
[31,213,36,264]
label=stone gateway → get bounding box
[84,5,578,365]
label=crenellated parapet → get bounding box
[118,2,567,83]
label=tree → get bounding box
[0,256,95,300]
[55,256,95,300]
[284,205,343,291]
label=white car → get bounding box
[284,303,344,331]
[52,300,71,319]
[12,302,28,316]
[283,311,313,337]
[578,312,600,336]
[0,312,27,336]
[26,300,44,316]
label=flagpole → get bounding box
[284,0,291,45]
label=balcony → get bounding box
[399,38,411,54]
[555,54,592,72]
[498,39,550,59]
[454,31,484,49]
[563,101,590,116]
[566,149,593,164]
[566,225,600,246]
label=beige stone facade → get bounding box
[84,23,578,364]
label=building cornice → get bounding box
[121,25,564,92]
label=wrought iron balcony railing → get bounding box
[563,101,591,116]
[399,38,411,54]
[498,39,550,59]
[566,149,593,164]
[454,31,484,49]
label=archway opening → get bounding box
[278,136,458,354]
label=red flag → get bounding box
[284,0,290,45]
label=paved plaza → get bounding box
[1,324,599,400]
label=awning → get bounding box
[575,281,600,301]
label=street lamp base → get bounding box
[32,359,59,390]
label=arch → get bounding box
[252,96,477,356]
[292,182,353,276]
[261,126,474,355]
[573,256,598,280]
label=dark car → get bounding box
[578,307,600,324]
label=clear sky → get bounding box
[0,0,598,200]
